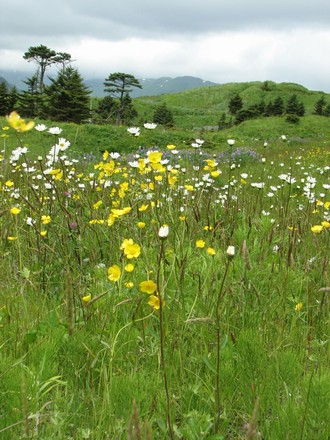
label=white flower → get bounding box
[227,139,235,146]
[195,139,204,145]
[226,245,235,258]
[110,152,120,159]
[48,127,62,135]
[35,124,47,132]
[143,123,157,129]
[280,135,287,141]
[158,224,169,238]
[127,127,140,136]
[191,142,202,148]
[57,138,70,151]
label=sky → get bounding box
[1,0,330,92]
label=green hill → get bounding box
[134,80,329,130]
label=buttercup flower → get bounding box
[139,280,157,294]
[311,225,323,233]
[108,265,121,282]
[10,207,21,215]
[148,295,164,310]
[196,240,205,249]
[6,111,35,132]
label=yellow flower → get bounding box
[148,295,164,310]
[82,294,91,303]
[40,230,47,236]
[295,302,303,312]
[179,216,186,221]
[5,180,14,187]
[93,200,102,210]
[6,111,35,132]
[7,236,18,241]
[147,151,163,164]
[139,280,157,294]
[137,221,146,228]
[108,264,121,282]
[10,207,21,215]
[311,225,323,233]
[124,263,135,272]
[41,215,51,225]
[121,239,141,259]
[207,247,216,256]
[196,239,205,248]
[324,201,330,209]
[138,204,149,212]
[321,221,330,229]
[167,144,176,150]
[125,282,134,289]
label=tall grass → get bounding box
[0,116,329,439]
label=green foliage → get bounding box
[153,102,174,126]
[44,67,91,123]
[104,72,142,125]
[228,93,243,115]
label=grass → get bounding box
[0,112,329,439]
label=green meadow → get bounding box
[0,98,329,439]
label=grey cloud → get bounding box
[1,0,330,51]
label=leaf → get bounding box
[21,267,30,280]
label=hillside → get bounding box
[133,80,330,130]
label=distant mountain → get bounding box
[85,76,218,98]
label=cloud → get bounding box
[1,0,330,92]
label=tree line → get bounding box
[0,45,174,126]
[1,45,329,127]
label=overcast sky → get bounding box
[1,0,330,91]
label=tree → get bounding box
[104,73,142,125]
[53,52,72,73]
[286,94,305,116]
[23,45,57,91]
[96,95,119,123]
[44,67,91,123]
[272,96,284,116]
[314,96,327,116]
[0,81,9,116]
[18,74,42,117]
[153,103,174,127]
[228,93,243,115]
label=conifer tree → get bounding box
[44,67,91,123]
[0,81,9,116]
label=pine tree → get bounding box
[286,94,305,116]
[228,93,243,115]
[104,73,142,125]
[18,74,42,117]
[44,67,91,123]
[272,96,284,116]
[0,81,9,116]
[23,45,57,91]
[314,96,327,116]
[153,103,174,127]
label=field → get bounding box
[0,113,329,439]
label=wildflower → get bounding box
[139,280,157,294]
[40,230,47,237]
[125,282,134,289]
[138,204,149,212]
[82,294,91,303]
[108,265,121,282]
[196,240,205,248]
[5,180,14,187]
[10,207,21,215]
[41,215,51,225]
[148,295,164,310]
[167,144,176,150]
[226,245,235,258]
[144,123,157,129]
[321,221,330,229]
[137,221,146,228]
[127,127,140,136]
[48,127,62,135]
[227,139,235,146]
[207,247,216,256]
[121,239,141,259]
[295,302,303,312]
[124,264,135,272]
[6,111,35,132]
[35,123,47,131]
[311,225,323,233]
[158,224,169,238]
[147,151,163,164]
[7,236,18,241]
